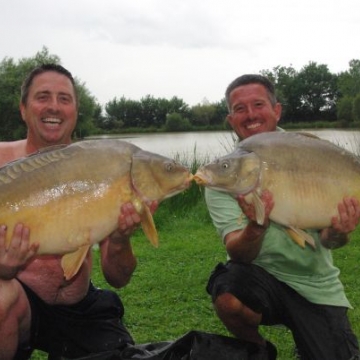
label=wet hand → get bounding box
[236,190,274,227]
[331,197,360,234]
[117,202,142,238]
[114,200,159,240]
[0,223,39,279]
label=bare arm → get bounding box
[100,201,158,288]
[225,190,274,263]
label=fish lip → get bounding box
[193,173,208,185]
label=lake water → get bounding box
[86,129,360,160]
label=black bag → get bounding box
[66,330,263,360]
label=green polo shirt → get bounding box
[205,188,351,308]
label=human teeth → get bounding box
[43,118,61,124]
[247,123,261,129]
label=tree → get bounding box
[105,96,142,128]
[353,94,360,122]
[337,96,354,122]
[262,65,301,122]
[338,59,360,98]
[74,81,99,138]
[296,62,338,121]
[164,113,191,131]
[190,104,217,127]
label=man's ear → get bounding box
[275,103,282,122]
[226,114,234,128]
[19,103,26,122]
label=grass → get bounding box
[31,153,360,359]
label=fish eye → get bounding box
[166,163,174,172]
[221,162,229,169]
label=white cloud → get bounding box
[0,0,359,106]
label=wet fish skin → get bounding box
[194,132,360,248]
[0,139,192,279]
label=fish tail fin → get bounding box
[61,245,91,280]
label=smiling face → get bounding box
[226,83,282,140]
[20,71,78,151]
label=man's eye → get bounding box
[59,96,72,103]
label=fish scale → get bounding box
[194,131,360,249]
[0,139,192,279]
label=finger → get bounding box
[123,203,141,224]
[346,197,360,221]
[148,200,158,214]
[23,242,39,261]
[19,226,31,252]
[9,223,25,250]
[0,225,7,250]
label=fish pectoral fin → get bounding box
[252,191,265,226]
[61,245,91,280]
[285,227,316,249]
[140,204,159,248]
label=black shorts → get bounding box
[17,281,134,359]
[206,261,360,360]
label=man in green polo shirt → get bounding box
[205,74,360,360]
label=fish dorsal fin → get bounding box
[295,131,321,139]
[139,203,159,247]
[61,245,91,280]
[0,144,70,184]
[285,227,316,249]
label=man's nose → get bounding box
[46,97,61,112]
[246,106,255,119]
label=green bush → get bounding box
[164,113,192,132]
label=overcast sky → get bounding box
[1,0,359,107]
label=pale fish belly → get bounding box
[263,167,352,229]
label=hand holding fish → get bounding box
[0,223,39,279]
[237,190,274,228]
[102,201,158,288]
[332,197,360,233]
[111,201,159,242]
[321,197,360,249]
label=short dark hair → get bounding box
[20,63,77,106]
[225,74,277,111]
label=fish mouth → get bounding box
[193,173,208,185]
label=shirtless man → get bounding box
[0,64,152,359]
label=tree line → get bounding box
[1,47,360,141]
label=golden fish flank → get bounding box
[0,139,192,280]
[194,132,360,249]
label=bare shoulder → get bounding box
[0,139,27,166]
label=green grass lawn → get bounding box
[31,198,360,359]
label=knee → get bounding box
[214,292,242,316]
[0,280,26,322]
[214,292,261,326]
